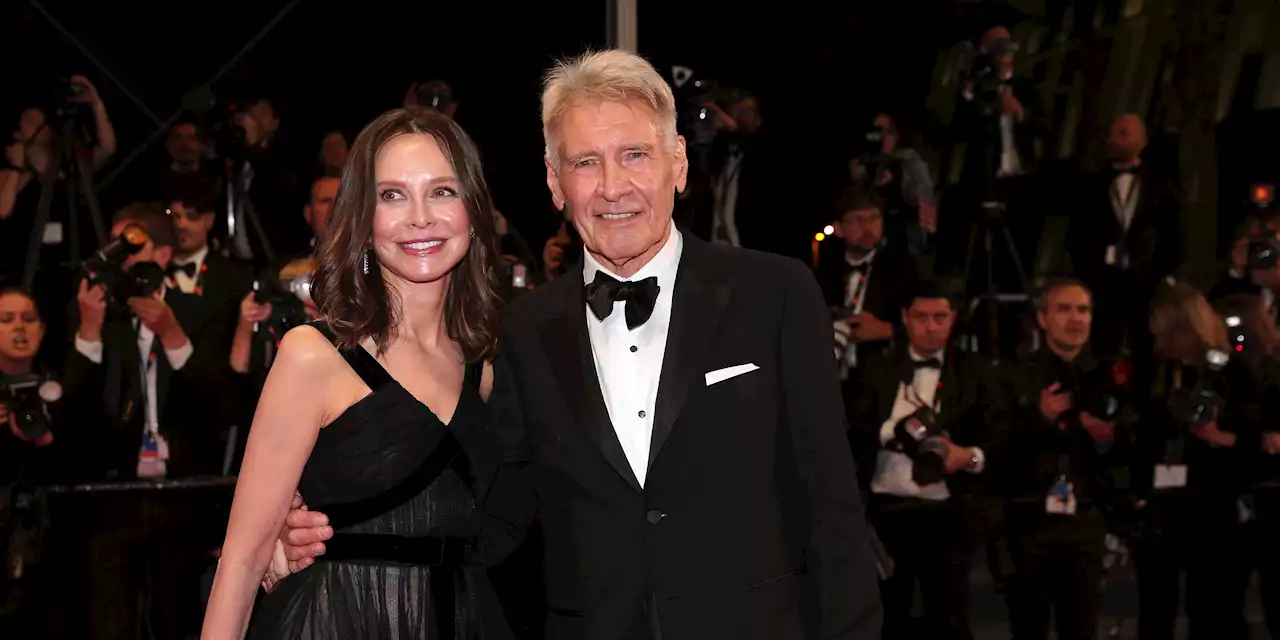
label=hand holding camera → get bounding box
[1190,419,1236,448]
[128,294,188,350]
[842,312,893,343]
[76,277,108,343]
[1,376,57,447]
[1039,382,1072,423]
[239,292,274,328]
[1078,412,1116,443]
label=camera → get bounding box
[670,65,719,173]
[1061,371,1126,422]
[50,78,96,143]
[1169,349,1229,429]
[413,80,455,114]
[888,406,949,486]
[253,257,315,333]
[80,226,167,306]
[961,38,1018,112]
[0,374,61,441]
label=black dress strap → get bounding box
[307,321,395,393]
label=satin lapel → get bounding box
[537,272,642,493]
[648,238,730,470]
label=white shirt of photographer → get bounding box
[870,351,985,500]
[74,287,194,476]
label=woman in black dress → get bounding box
[203,107,509,639]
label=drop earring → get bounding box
[362,250,369,275]
[469,229,476,238]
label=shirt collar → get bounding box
[582,220,683,291]
[174,245,208,268]
[846,247,877,267]
[908,346,944,365]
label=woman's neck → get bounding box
[388,277,451,351]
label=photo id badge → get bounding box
[42,222,63,245]
[137,431,168,478]
[1045,479,1077,515]
[1104,244,1118,266]
[1153,464,1188,489]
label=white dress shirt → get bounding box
[74,288,194,474]
[584,221,683,488]
[870,350,985,500]
[711,149,744,247]
[170,245,209,294]
[1111,171,1139,234]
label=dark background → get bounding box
[0,0,952,251]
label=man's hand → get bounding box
[68,75,103,109]
[238,292,273,328]
[278,493,332,577]
[1039,383,1072,423]
[941,438,975,474]
[1263,432,1280,455]
[543,232,569,279]
[918,202,938,233]
[77,277,107,343]
[1079,412,1116,443]
[844,313,893,343]
[1191,420,1236,448]
[1001,91,1025,120]
[127,295,188,350]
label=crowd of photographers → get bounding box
[1,21,1280,639]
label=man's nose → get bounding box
[600,159,632,201]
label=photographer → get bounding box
[848,280,1002,639]
[60,202,228,639]
[997,279,1128,640]
[1130,282,1256,639]
[849,113,938,257]
[224,97,308,265]
[1216,292,1280,638]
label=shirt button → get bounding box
[646,509,665,524]
[638,410,647,418]
[630,345,638,353]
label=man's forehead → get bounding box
[1050,285,1091,305]
[559,101,661,146]
[909,299,952,313]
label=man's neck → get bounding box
[908,345,942,361]
[0,356,32,377]
[1048,340,1082,362]
[174,245,207,263]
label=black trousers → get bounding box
[1133,495,1249,640]
[1004,505,1106,640]
[871,495,975,640]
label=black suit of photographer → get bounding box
[1129,358,1259,640]
[849,347,1003,640]
[997,347,1130,640]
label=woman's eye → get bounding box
[432,187,457,198]
[379,189,404,201]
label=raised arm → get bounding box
[202,326,335,639]
[778,260,883,639]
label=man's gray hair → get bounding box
[541,50,678,167]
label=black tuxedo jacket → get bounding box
[483,234,882,640]
[952,77,1049,182]
[60,288,230,481]
[848,347,1004,512]
[1068,164,1181,288]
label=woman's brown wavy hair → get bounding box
[312,107,501,360]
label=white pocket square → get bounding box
[705,363,760,386]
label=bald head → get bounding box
[1107,114,1147,165]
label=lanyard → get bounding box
[844,262,875,314]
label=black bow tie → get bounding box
[911,358,942,371]
[167,262,197,278]
[584,271,660,330]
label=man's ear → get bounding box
[545,156,566,211]
[673,135,689,194]
[303,205,314,226]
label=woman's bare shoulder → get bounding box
[480,360,494,402]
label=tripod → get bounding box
[20,118,108,290]
[959,89,1032,361]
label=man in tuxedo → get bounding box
[820,188,919,374]
[848,281,1002,639]
[61,202,230,639]
[1066,114,1181,359]
[280,50,882,639]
